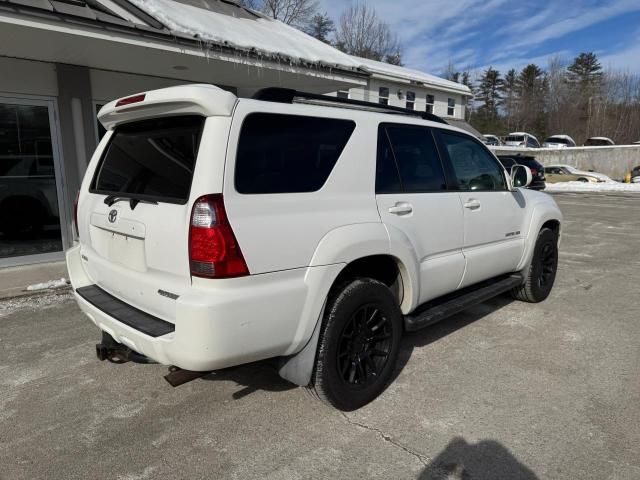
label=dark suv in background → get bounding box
[497,155,546,190]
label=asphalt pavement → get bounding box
[1,193,639,480]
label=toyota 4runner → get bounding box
[67,84,562,411]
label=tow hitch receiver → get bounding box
[95,331,155,364]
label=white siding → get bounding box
[0,57,58,97]
[330,79,466,120]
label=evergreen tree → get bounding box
[500,68,519,131]
[477,67,503,122]
[305,13,334,43]
[567,52,602,88]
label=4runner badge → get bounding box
[108,209,118,223]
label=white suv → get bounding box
[67,84,562,410]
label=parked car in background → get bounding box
[584,137,614,146]
[630,165,640,183]
[497,155,546,190]
[504,132,540,148]
[545,165,605,183]
[543,135,576,148]
[483,134,502,146]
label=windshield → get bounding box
[91,116,204,204]
[505,135,525,142]
[545,137,570,145]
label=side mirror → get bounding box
[511,165,533,188]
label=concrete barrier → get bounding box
[490,145,640,180]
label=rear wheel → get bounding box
[577,177,589,183]
[511,228,558,303]
[308,278,402,411]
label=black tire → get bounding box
[308,278,403,411]
[577,177,589,183]
[511,228,559,303]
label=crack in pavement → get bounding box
[340,412,431,468]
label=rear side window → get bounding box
[91,116,203,204]
[235,113,355,194]
[376,124,447,193]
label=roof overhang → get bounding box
[0,7,367,94]
[368,71,472,97]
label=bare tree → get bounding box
[260,0,319,29]
[334,3,402,64]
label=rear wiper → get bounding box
[104,195,158,210]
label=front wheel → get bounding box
[511,228,559,302]
[308,278,403,411]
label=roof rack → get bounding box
[252,88,449,125]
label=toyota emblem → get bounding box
[108,209,118,223]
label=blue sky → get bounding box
[321,0,640,76]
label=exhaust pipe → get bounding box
[164,366,211,387]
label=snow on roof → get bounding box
[353,56,471,95]
[128,0,361,69]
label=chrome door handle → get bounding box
[388,203,413,215]
[463,199,481,210]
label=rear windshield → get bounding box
[545,137,570,144]
[505,135,525,142]
[91,116,204,204]
[235,113,355,194]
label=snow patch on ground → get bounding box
[0,291,73,318]
[26,278,68,291]
[545,181,640,193]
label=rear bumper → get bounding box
[66,245,322,371]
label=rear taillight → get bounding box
[73,191,79,238]
[530,168,537,176]
[189,194,249,279]
[115,93,145,107]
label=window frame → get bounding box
[406,91,415,110]
[378,87,390,105]
[433,128,509,192]
[447,98,456,116]
[376,123,456,194]
[425,94,435,114]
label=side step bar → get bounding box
[404,274,523,332]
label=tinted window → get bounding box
[92,116,203,203]
[235,113,355,194]
[437,130,506,191]
[545,136,570,145]
[377,125,446,193]
[376,131,402,193]
[506,135,525,142]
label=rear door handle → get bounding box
[463,199,481,210]
[388,202,413,215]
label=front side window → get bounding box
[437,130,506,191]
[447,98,455,116]
[235,113,355,194]
[92,116,204,203]
[426,94,435,114]
[379,87,390,105]
[376,124,447,193]
[406,91,415,110]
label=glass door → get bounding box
[0,97,67,266]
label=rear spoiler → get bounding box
[98,84,237,130]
